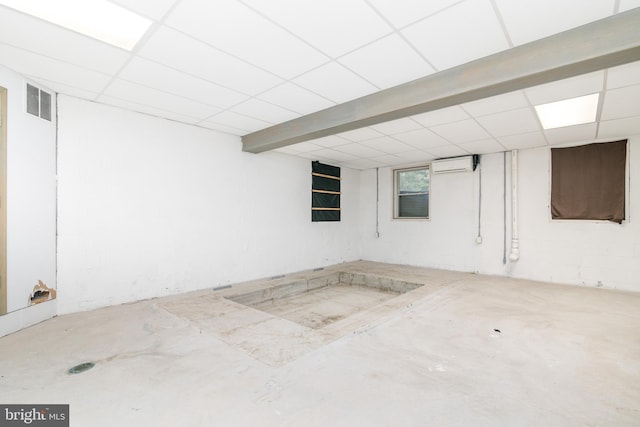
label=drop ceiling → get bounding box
[1,0,639,170]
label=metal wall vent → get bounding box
[26,83,52,121]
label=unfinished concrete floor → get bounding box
[1,261,639,426]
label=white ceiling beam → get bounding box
[242,7,640,153]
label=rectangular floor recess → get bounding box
[225,272,423,329]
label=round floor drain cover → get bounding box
[67,362,95,374]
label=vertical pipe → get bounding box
[503,151,507,264]
[476,161,482,244]
[375,168,380,238]
[509,150,520,262]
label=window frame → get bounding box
[393,165,430,220]
[311,161,341,222]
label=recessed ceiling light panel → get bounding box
[534,93,600,130]
[0,0,152,50]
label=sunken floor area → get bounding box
[1,261,639,426]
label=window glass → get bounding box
[395,167,429,219]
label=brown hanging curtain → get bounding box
[551,140,627,223]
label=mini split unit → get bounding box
[431,155,477,174]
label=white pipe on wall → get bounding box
[375,168,380,238]
[503,151,507,264]
[509,149,520,262]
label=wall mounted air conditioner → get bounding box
[431,156,474,174]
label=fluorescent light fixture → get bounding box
[534,93,600,130]
[0,0,152,50]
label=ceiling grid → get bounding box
[0,0,638,169]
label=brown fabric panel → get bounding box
[551,140,627,223]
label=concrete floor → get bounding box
[1,261,639,426]
[252,283,401,329]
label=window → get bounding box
[551,140,627,223]
[312,161,341,222]
[394,166,429,219]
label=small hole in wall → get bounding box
[67,362,95,375]
[30,290,50,303]
[28,280,57,306]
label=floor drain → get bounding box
[67,362,95,374]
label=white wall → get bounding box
[56,96,360,314]
[360,137,640,291]
[3,78,638,332]
[0,65,57,336]
[359,153,508,276]
[509,140,639,289]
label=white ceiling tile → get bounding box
[198,121,247,136]
[339,34,434,89]
[361,136,416,154]
[243,0,392,57]
[273,147,299,155]
[341,158,386,170]
[0,43,112,93]
[1,0,636,164]
[428,145,470,158]
[402,0,509,71]
[231,99,300,124]
[601,85,640,120]
[461,91,529,117]
[98,95,202,125]
[393,128,449,149]
[598,116,640,139]
[619,0,640,11]
[120,57,248,109]
[525,71,605,105]
[294,62,378,103]
[544,123,597,145]
[495,0,614,46]
[204,110,271,133]
[257,83,335,115]
[283,141,325,153]
[370,154,407,167]
[166,0,327,78]
[110,0,178,20]
[0,8,130,74]
[431,119,491,143]
[393,150,437,163]
[370,117,424,135]
[411,106,469,127]
[607,61,640,89]
[139,27,283,95]
[334,143,387,158]
[310,149,359,162]
[100,80,222,120]
[338,127,384,142]
[24,76,101,100]
[459,139,507,154]
[307,135,351,148]
[297,151,331,161]
[476,107,540,137]
[367,0,463,28]
[498,131,548,150]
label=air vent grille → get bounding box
[26,83,52,121]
